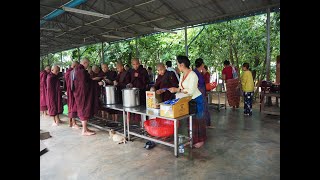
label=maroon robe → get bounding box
[115,70,131,104]
[99,70,118,114]
[46,72,63,116]
[91,72,102,115]
[153,70,179,102]
[101,70,117,86]
[129,66,149,123]
[40,70,48,111]
[73,64,94,120]
[130,66,149,106]
[64,68,77,118]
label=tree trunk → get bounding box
[252,56,260,81]
[232,43,239,75]
[227,21,235,65]
[253,57,266,101]
[229,44,234,64]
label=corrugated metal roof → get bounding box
[40,0,280,56]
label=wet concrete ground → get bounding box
[40,108,280,180]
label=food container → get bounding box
[122,88,140,107]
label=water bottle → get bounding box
[179,144,185,154]
[178,135,184,154]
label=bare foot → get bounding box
[88,129,96,133]
[193,142,204,148]
[72,124,80,129]
[52,122,59,126]
[82,131,96,136]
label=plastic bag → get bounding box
[206,82,217,91]
[232,66,238,79]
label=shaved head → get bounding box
[51,65,60,75]
[71,61,79,68]
[131,58,140,70]
[101,63,109,73]
[156,63,166,76]
[44,66,51,73]
[80,58,90,69]
[156,63,165,69]
[116,61,124,73]
[92,65,100,74]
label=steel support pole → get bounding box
[47,55,49,66]
[77,47,80,62]
[101,42,105,63]
[266,8,271,81]
[135,37,139,58]
[60,52,63,69]
[188,26,205,47]
[185,26,188,57]
[266,8,272,105]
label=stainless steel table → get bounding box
[103,104,127,136]
[124,106,193,157]
[207,90,227,111]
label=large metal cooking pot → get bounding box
[122,88,140,107]
[104,85,118,104]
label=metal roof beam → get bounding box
[106,0,183,23]
[158,0,189,23]
[210,0,226,14]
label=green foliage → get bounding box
[40,12,280,82]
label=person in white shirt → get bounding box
[166,61,180,81]
[169,55,206,148]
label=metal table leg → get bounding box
[123,111,126,137]
[189,116,193,148]
[141,114,146,129]
[174,119,178,157]
[218,92,220,111]
[127,112,130,141]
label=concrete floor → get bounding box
[40,108,280,180]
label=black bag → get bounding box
[189,99,197,115]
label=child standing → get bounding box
[240,63,254,116]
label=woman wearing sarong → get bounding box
[222,60,240,109]
[169,55,206,148]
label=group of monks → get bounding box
[40,57,183,136]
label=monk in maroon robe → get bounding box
[64,61,80,129]
[91,65,103,116]
[46,65,63,126]
[127,58,149,105]
[73,58,96,136]
[126,58,149,124]
[40,66,50,116]
[114,62,131,104]
[99,63,117,120]
[103,62,131,122]
[151,63,179,102]
[100,63,117,86]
